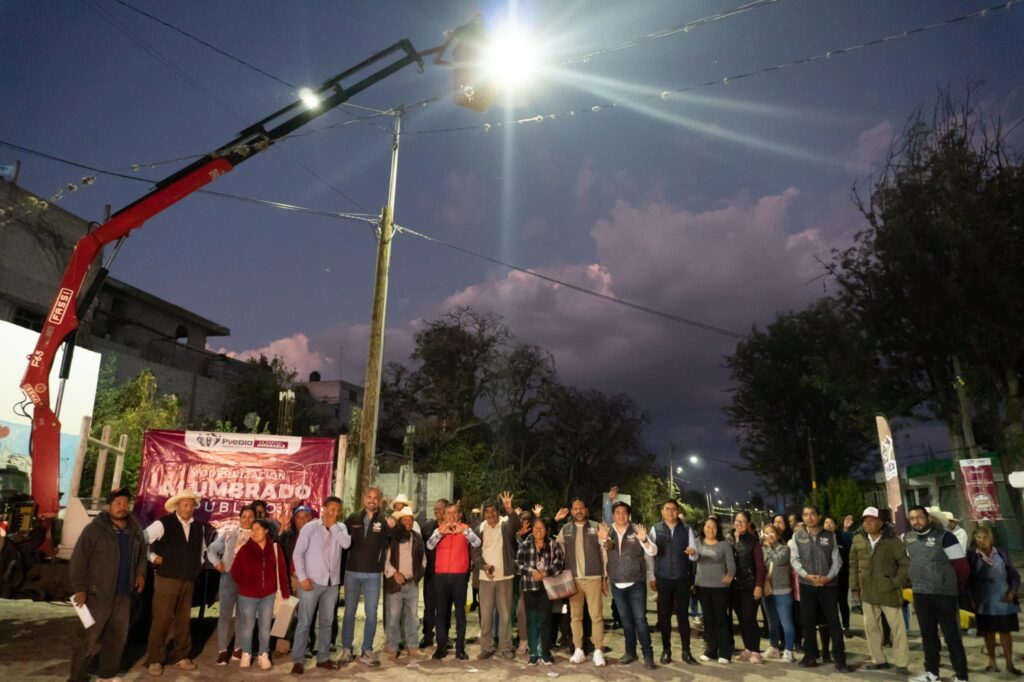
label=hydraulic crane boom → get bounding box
[19,40,426,518]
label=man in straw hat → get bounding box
[390,493,421,535]
[142,489,208,676]
[944,511,969,552]
[384,507,427,660]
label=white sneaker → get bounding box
[699,654,712,662]
[718,657,730,664]
[908,673,940,682]
[593,650,606,667]
[953,678,968,682]
[570,648,586,664]
[257,653,272,670]
[763,647,781,659]
[783,650,794,663]
[239,653,251,669]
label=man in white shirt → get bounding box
[142,490,208,676]
[473,492,518,660]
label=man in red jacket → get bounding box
[426,504,481,660]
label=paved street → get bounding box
[1,592,1018,681]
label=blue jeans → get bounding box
[611,582,653,659]
[765,592,796,651]
[293,582,339,664]
[237,593,275,656]
[216,571,240,652]
[342,571,382,653]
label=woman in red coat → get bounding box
[231,518,290,669]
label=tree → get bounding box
[83,357,181,495]
[539,384,652,506]
[812,477,866,523]
[223,354,317,435]
[407,307,511,436]
[724,299,903,499]
[830,86,1024,468]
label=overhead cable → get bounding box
[408,1,1020,135]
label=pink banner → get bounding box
[134,430,334,530]
[959,457,1003,522]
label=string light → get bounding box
[559,0,783,66]
[407,1,1020,136]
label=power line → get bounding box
[109,0,296,89]
[87,0,366,208]
[560,0,783,65]
[393,222,749,340]
[408,1,1020,135]
[2,137,750,339]
[0,139,377,225]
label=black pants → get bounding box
[799,584,845,665]
[69,593,131,681]
[421,572,436,644]
[434,573,468,653]
[731,586,761,654]
[836,573,851,629]
[656,577,694,654]
[697,586,732,659]
[914,593,968,679]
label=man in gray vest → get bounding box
[905,505,970,682]
[646,498,698,665]
[788,504,851,672]
[143,489,208,676]
[556,496,607,667]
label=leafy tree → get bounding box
[830,86,1024,468]
[724,299,901,499]
[221,355,323,435]
[539,384,651,505]
[82,357,181,496]
[811,476,866,524]
[407,307,510,436]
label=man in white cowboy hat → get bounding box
[390,493,421,535]
[944,511,969,552]
[383,507,427,660]
[142,489,208,676]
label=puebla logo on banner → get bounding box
[185,430,302,455]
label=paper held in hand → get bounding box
[72,600,95,629]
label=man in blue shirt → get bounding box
[290,496,351,675]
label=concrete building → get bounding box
[1,179,241,423]
[295,371,365,435]
[2,178,367,432]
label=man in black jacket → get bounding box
[68,487,147,682]
[419,497,449,649]
[339,486,394,666]
[143,489,208,675]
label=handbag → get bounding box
[543,569,578,600]
[270,543,299,637]
[764,559,774,597]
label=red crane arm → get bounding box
[19,39,426,517]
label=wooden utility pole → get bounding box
[357,111,402,503]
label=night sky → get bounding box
[4,1,1022,504]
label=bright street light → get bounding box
[714,487,720,493]
[299,88,321,110]
[689,454,700,465]
[675,466,683,474]
[480,22,540,91]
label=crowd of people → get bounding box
[66,485,1020,681]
